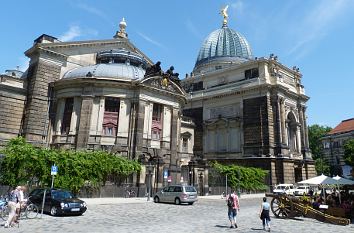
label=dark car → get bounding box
[29,188,87,216]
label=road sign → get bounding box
[167,176,172,183]
[163,170,168,179]
[51,165,58,176]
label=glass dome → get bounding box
[194,26,252,71]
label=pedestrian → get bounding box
[259,197,271,232]
[4,187,19,228]
[226,190,240,228]
[14,186,26,224]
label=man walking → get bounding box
[226,190,240,228]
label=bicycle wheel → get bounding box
[25,204,39,219]
[0,205,9,221]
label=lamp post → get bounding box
[146,164,154,201]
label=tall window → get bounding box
[151,103,162,140]
[102,97,119,136]
[182,138,188,152]
[61,98,74,134]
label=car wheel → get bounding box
[154,196,160,203]
[175,198,181,205]
[50,206,57,216]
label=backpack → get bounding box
[227,195,234,207]
[8,190,19,203]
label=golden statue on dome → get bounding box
[220,5,229,27]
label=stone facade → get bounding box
[321,118,354,177]
[0,24,195,193]
[0,70,26,146]
[181,11,316,190]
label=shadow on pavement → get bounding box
[214,224,230,228]
[251,227,265,230]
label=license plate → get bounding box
[71,208,80,212]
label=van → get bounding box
[273,184,295,195]
[153,185,198,205]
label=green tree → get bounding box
[210,162,267,192]
[314,158,330,175]
[343,139,354,166]
[308,124,332,160]
[0,137,141,194]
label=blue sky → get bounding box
[1,0,353,128]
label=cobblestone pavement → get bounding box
[2,195,353,233]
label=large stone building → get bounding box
[0,19,195,195]
[1,8,316,195]
[321,118,354,178]
[181,8,315,192]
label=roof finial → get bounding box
[220,5,229,27]
[114,17,128,38]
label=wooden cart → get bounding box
[265,193,350,226]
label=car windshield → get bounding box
[185,186,196,192]
[298,187,306,189]
[52,190,74,200]
[276,186,286,190]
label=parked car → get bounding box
[154,185,197,205]
[273,184,295,195]
[29,188,87,216]
[294,186,310,196]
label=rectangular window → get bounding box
[182,138,188,152]
[61,98,74,134]
[152,103,162,121]
[102,97,119,136]
[245,68,259,79]
[151,103,162,140]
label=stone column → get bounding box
[280,98,287,145]
[70,97,81,135]
[54,99,65,134]
[302,106,310,149]
[170,108,179,183]
[296,125,302,153]
[76,95,94,149]
[134,100,147,159]
[298,105,305,149]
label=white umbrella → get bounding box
[298,174,339,185]
[332,175,354,185]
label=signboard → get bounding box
[51,165,58,176]
[163,170,168,179]
[167,176,172,183]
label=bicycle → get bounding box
[19,199,39,219]
[0,198,9,221]
[0,199,39,220]
[124,189,136,198]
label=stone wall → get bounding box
[0,87,26,146]
[22,61,61,144]
[243,96,273,156]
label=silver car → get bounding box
[153,185,198,205]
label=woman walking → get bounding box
[259,197,271,232]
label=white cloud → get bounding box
[230,0,244,15]
[185,19,203,40]
[59,26,82,42]
[288,0,350,58]
[136,31,165,49]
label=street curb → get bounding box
[81,193,266,205]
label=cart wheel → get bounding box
[271,195,294,218]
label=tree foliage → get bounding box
[210,162,268,191]
[0,137,141,194]
[308,124,332,160]
[343,139,354,166]
[314,158,330,175]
